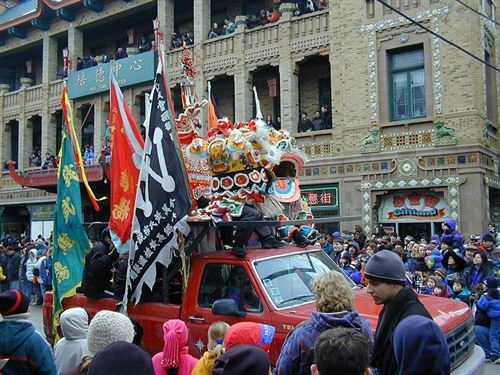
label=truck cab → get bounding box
[43,245,484,374]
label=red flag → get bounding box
[109,73,145,253]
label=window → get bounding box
[389,47,426,121]
[318,78,331,110]
[198,264,262,313]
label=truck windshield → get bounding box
[253,250,354,309]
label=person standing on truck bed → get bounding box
[365,250,450,375]
[81,228,118,299]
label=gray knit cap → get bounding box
[364,250,406,284]
[87,310,135,356]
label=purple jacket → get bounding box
[275,310,373,375]
[440,218,464,251]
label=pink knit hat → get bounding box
[160,319,189,368]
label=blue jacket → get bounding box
[477,290,500,319]
[39,256,52,285]
[440,218,464,251]
[0,320,56,374]
[275,310,373,375]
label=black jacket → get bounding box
[6,252,21,281]
[81,241,117,299]
[371,287,432,375]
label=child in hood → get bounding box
[54,307,89,374]
[191,321,230,375]
[152,319,197,375]
[474,276,500,363]
[451,279,471,306]
[440,218,464,252]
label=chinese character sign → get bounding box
[300,185,339,211]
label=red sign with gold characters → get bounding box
[379,192,448,222]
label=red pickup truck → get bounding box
[43,246,484,374]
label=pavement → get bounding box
[27,305,498,374]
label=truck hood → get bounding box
[271,288,471,335]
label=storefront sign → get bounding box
[68,51,156,99]
[379,192,448,222]
[300,184,339,211]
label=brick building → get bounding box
[0,0,499,240]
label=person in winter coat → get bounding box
[451,279,471,306]
[311,111,325,131]
[475,276,500,363]
[442,248,467,282]
[36,247,53,296]
[81,228,118,299]
[25,249,41,305]
[464,251,493,290]
[440,218,464,252]
[297,111,313,132]
[54,308,89,374]
[191,321,230,375]
[5,245,21,290]
[275,271,373,375]
[481,232,500,262]
[0,289,57,374]
[365,250,450,375]
[152,319,197,375]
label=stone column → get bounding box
[158,0,175,40]
[234,69,253,123]
[41,112,57,157]
[17,118,30,169]
[329,1,341,128]
[278,5,299,133]
[194,0,211,43]
[68,26,83,72]
[42,34,58,84]
[279,61,299,133]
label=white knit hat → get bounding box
[87,310,135,356]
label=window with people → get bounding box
[198,263,262,313]
[297,105,332,132]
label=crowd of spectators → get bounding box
[170,32,194,49]
[42,152,59,169]
[317,220,500,363]
[75,35,153,71]
[206,0,329,39]
[297,105,332,132]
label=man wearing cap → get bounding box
[0,289,56,374]
[365,250,450,375]
[481,232,500,262]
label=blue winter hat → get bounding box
[393,315,450,375]
[331,231,341,239]
[365,250,406,284]
[482,232,495,243]
[483,276,499,289]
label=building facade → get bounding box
[0,0,499,240]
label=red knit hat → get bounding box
[224,322,276,352]
[160,319,189,369]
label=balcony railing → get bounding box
[49,80,64,99]
[290,9,330,53]
[203,34,237,74]
[244,23,280,63]
[3,91,19,109]
[26,84,43,104]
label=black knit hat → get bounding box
[212,345,271,375]
[0,290,29,316]
[88,341,154,375]
[364,250,406,284]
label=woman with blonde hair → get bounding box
[275,271,373,375]
[191,321,230,375]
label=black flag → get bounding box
[125,62,191,304]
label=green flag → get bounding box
[52,126,91,340]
